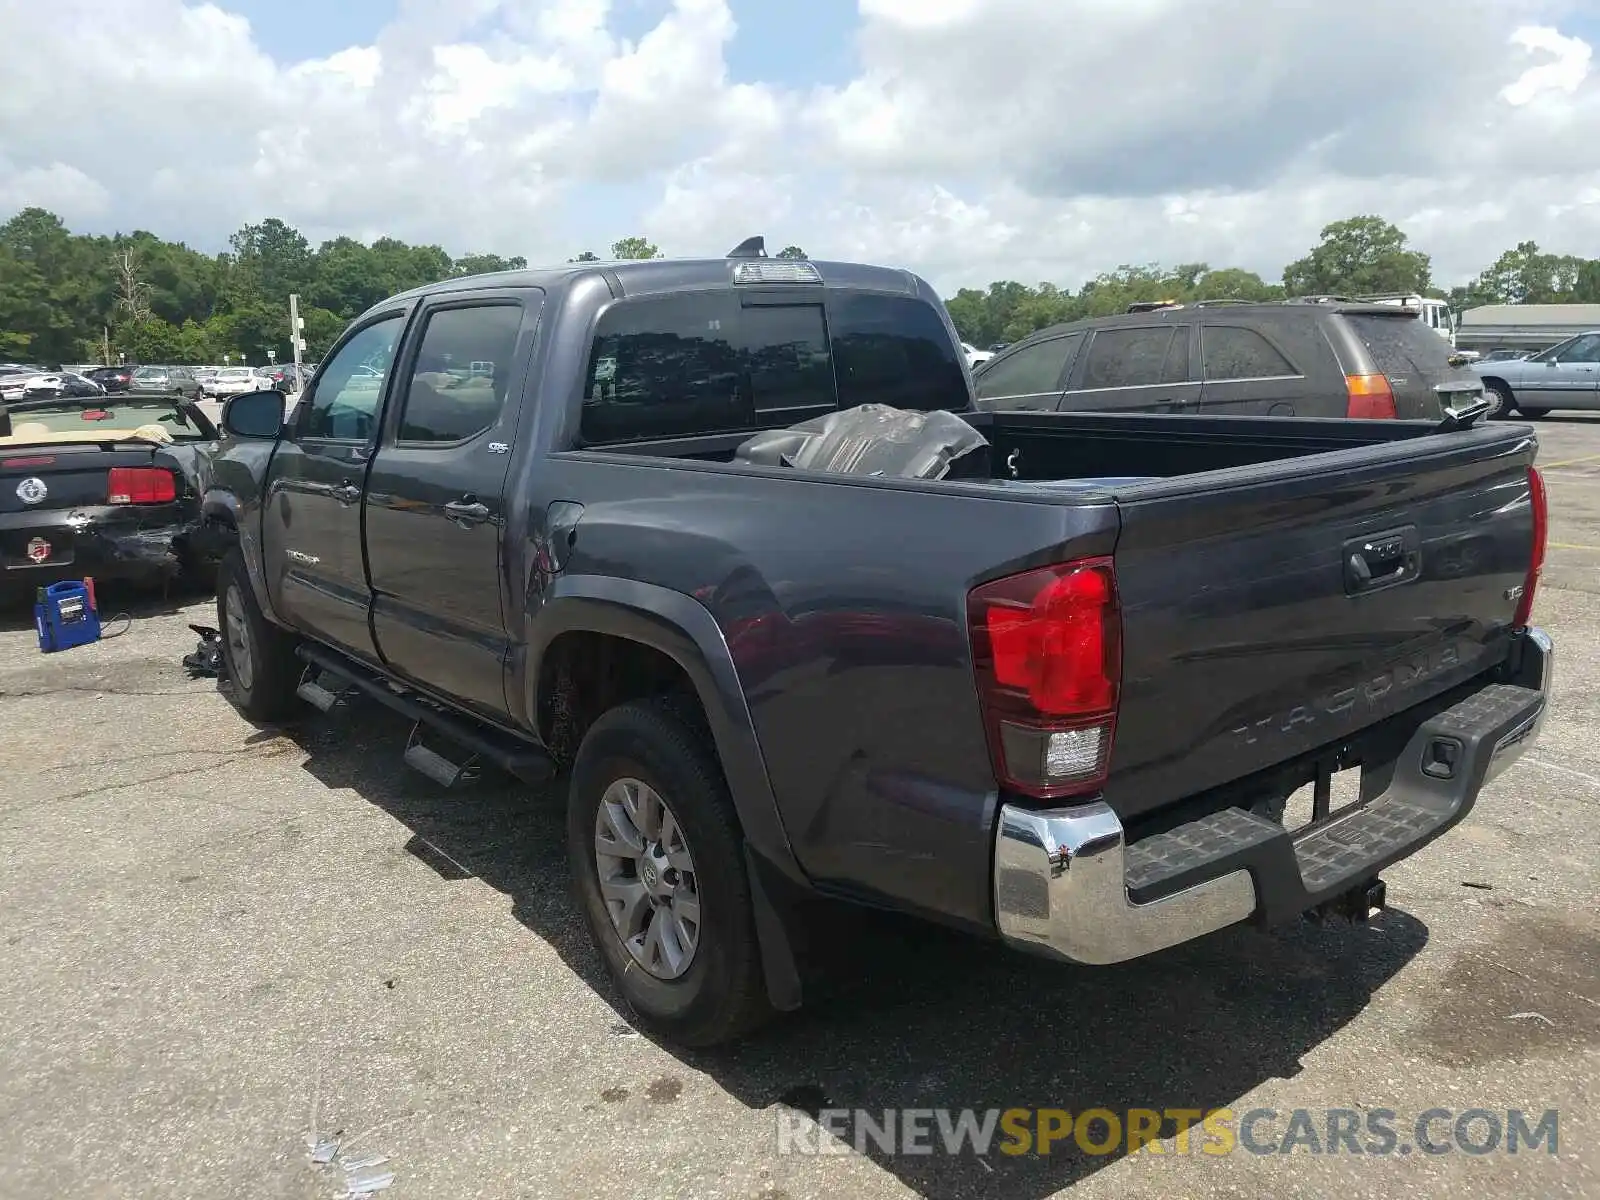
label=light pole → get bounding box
[289,294,306,388]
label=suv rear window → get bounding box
[1342,314,1477,418]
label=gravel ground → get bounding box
[1,417,1597,1200]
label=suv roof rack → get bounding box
[727,236,767,259]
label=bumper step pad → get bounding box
[1121,681,1546,924]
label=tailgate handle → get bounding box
[1344,526,1420,595]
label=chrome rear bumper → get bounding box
[993,626,1554,966]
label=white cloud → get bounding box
[1503,25,1592,105]
[0,0,1598,292]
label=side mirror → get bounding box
[223,389,287,439]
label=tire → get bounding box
[568,697,769,1047]
[216,548,302,721]
[1485,382,1514,418]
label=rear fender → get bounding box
[526,576,805,888]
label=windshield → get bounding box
[219,368,254,379]
[1528,335,1596,363]
[133,366,167,380]
[1,397,212,445]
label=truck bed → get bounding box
[561,409,1538,926]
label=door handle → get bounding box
[332,482,360,505]
[444,497,491,525]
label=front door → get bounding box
[261,312,410,661]
[363,291,541,719]
[972,331,1085,412]
[1060,324,1199,413]
[1521,333,1600,409]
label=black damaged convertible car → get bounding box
[0,393,220,593]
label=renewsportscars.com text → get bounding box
[775,1107,1560,1158]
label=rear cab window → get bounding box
[1340,313,1478,418]
[579,287,969,445]
[826,292,969,413]
[581,292,745,444]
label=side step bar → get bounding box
[294,644,554,787]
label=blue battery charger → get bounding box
[35,579,103,653]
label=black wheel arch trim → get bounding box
[527,576,809,889]
[207,487,284,627]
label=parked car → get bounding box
[972,299,1485,419]
[129,365,203,400]
[204,367,263,398]
[2,372,104,401]
[2,371,106,401]
[86,365,136,393]
[1471,330,1600,418]
[961,342,993,370]
[0,392,219,589]
[200,243,1551,1048]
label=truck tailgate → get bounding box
[1104,424,1538,822]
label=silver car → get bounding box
[1473,330,1600,417]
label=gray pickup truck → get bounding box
[200,243,1554,1046]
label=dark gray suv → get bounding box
[972,300,1484,420]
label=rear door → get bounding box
[363,290,541,719]
[1060,324,1198,413]
[1197,322,1306,415]
[972,332,1085,411]
[1105,426,1538,823]
[261,310,410,661]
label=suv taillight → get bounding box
[107,466,176,505]
[1346,374,1398,419]
[1514,466,1547,627]
[968,557,1121,800]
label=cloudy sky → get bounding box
[1,0,1597,293]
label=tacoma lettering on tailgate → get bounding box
[1231,642,1461,747]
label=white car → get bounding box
[205,367,262,398]
[0,372,105,402]
[962,342,993,370]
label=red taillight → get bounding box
[3,456,55,468]
[1515,466,1547,627]
[968,557,1121,799]
[1346,374,1397,419]
[106,466,176,505]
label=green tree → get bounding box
[453,252,528,277]
[1282,215,1431,297]
[610,236,661,260]
[570,250,601,262]
[1466,241,1586,306]
[776,245,808,260]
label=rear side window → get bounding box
[1079,327,1178,390]
[975,333,1083,400]
[398,304,523,443]
[582,293,746,444]
[741,305,834,421]
[828,293,969,412]
[1201,326,1297,381]
[1342,314,1476,417]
